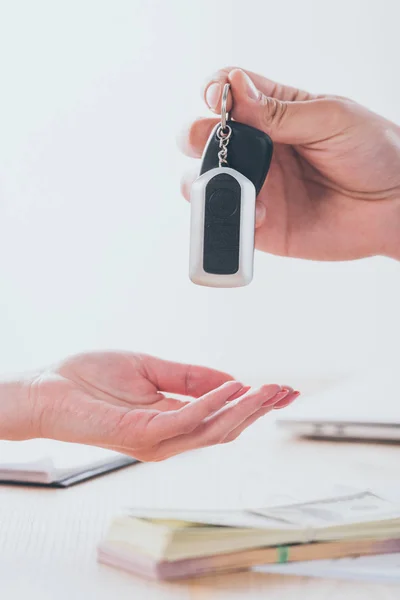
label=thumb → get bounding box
[228,69,350,145]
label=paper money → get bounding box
[129,489,400,531]
[252,490,399,528]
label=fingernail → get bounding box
[274,391,301,409]
[275,390,291,402]
[240,385,251,394]
[227,384,250,402]
[281,386,294,395]
[231,69,259,101]
[262,389,288,407]
[206,82,222,110]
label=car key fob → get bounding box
[189,84,273,288]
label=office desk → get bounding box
[1,406,400,599]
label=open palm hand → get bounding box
[28,351,297,461]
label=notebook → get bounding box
[0,439,137,487]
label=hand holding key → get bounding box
[180,68,400,262]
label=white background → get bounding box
[0,0,399,384]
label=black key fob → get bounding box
[189,101,273,288]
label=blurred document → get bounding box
[255,552,400,582]
[0,439,137,486]
[130,489,400,532]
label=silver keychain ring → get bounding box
[220,83,230,131]
[216,124,232,140]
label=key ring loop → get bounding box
[216,124,232,141]
[220,83,230,131]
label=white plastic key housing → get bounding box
[189,167,256,288]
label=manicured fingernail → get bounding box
[262,389,287,407]
[206,82,222,110]
[256,385,281,406]
[239,385,251,394]
[274,391,301,409]
[227,384,250,402]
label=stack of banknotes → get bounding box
[98,489,400,580]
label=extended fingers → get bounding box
[204,384,282,434]
[146,381,246,442]
[83,387,300,462]
[222,389,300,443]
[152,384,282,459]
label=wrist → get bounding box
[0,372,42,440]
